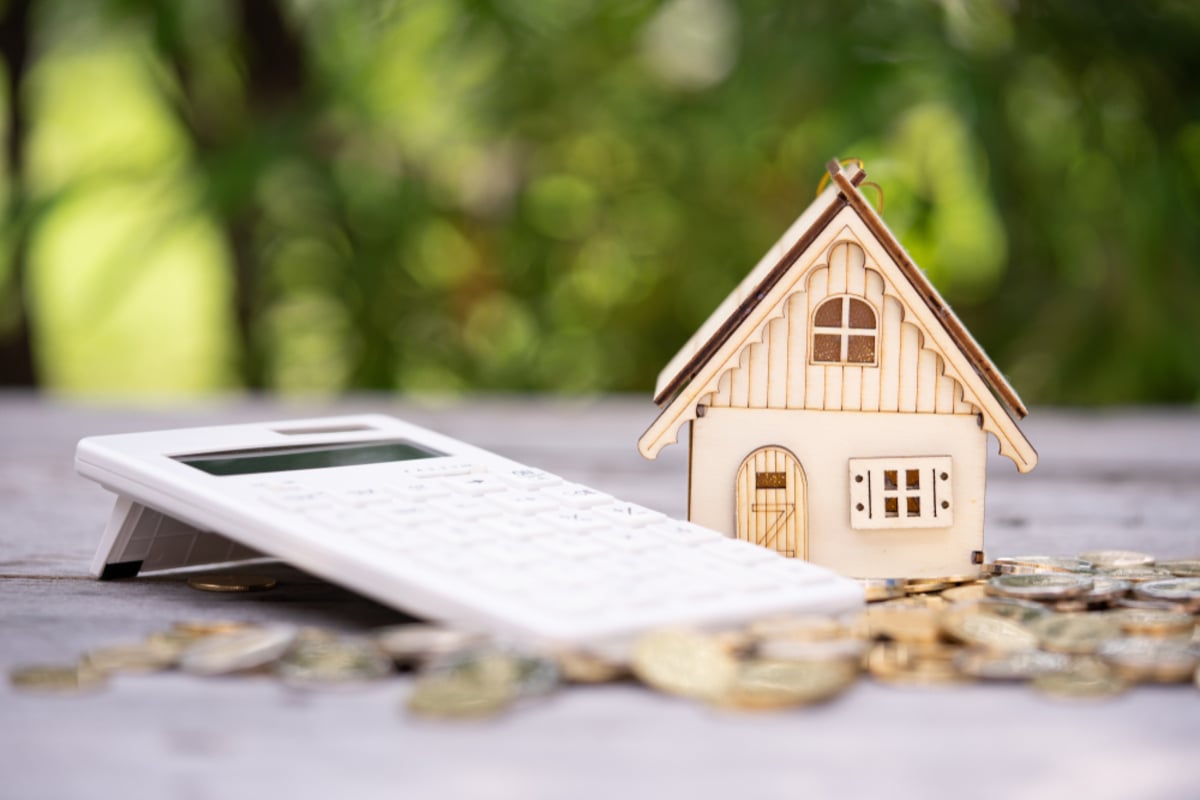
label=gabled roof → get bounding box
[639,160,1037,472]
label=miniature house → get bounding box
[637,160,1036,579]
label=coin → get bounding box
[939,583,990,603]
[749,615,848,642]
[1033,656,1128,699]
[630,629,737,700]
[954,649,1069,681]
[1078,550,1154,569]
[1106,608,1196,638]
[858,578,907,602]
[755,637,868,664]
[986,574,1094,601]
[187,574,277,593]
[172,620,258,637]
[9,664,107,694]
[867,641,965,685]
[180,626,297,675]
[866,605,943,644]
[1081,577,1132,605]
[989,556,1094,575]
[1029,613,1122,655]
[555,650,629,684]
[82,641,179,674]
[1097,636,1200,683]
[1133,578,1200,610]
[276,636,394,687]
[1156,559,1200,578]
[939,608,1038,652]
[374,624,484,667]
[407,651,518,719]
[1097,566,1175,583]
[719,659,858,710]
[904,579,951,595]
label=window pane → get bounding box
[813,298,843,327]
[812,334,841,362]
[848,299,875,328]
[883,470,897,490]
[907,497,921,517]
[847,335,875,363]
[884,497,898,517]
[906,469,920,489]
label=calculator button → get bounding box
[258,490,332,511]
[590,502,664,528]
[490,491,557,515]
[539,484,612,508]
[478,516,552,539]
[433,498,501,521]
[441,475,510,495]
[329,486,393,505]
[306,506,386,532]
[392,480,451,500]
[537,509,606,533]
[643,520,723,544]
[376,504,439,526]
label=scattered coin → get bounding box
[276,636,393,687]
[866,605,943,644]
[940,608,1038,652]
[1156,559,1200,578]
[187,574,278,593]
[755,636,868,664]
[1078,550,1154,569]
[956,597,1050,625]
[555,650,629,684]
[173,620,258,637]
[986,573,1094,601]
[630,629,738,700]
[407,650,520,719]
[904,579,951,595]
[1081,577,1133,605]
[867,641,965,685]
[1033,657,1128,699]
[1029,613,1122,655]
[180,626,297,676]
[749,615,848,642]
[1133,578,1200,611]
[374,624,485,667]
[954,649,1069,681]
[940,582,990,603]
[9,664,107,694]
[719,659,858,710]
[1097,637,1200,683]
[989,556,1094,575]
[1106,608,1196,638]
[1097,566,1175,583]
[82,641,179,674]
[858,578,906,602]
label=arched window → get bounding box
[811,296,877,365]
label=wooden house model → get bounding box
[637,160,1037,579]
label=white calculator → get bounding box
[77,414,863,647]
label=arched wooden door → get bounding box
[735,446,807,559]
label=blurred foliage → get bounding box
[0,0,1197,403]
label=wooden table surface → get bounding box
[2,393,1198,800]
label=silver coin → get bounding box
[954,649,1069,681]
[1097,636,1200,682]
[1155,559,1200,578]
[374,624,485,667]
[986,574,1094,600]
[1134,578,1200,609]
[276,636,394,687]
[1082,577,1132,605]
[1078,550,1154,569]
[954,597,1051,625]
[1097,565,1175,583]
[430,646,561,699]
[990,556,1095,575]
[180,626,297,676]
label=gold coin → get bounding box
[939,583,990,603]
[187,574,277,593]
[904,579,951,596]
[867,642,966,685]
[876,595,947,611]
[1106,608,1195,638]
[858,578,907,602]
[986,573,1093,601]
[1097,636,1199,683]
[755,636,868,665]
[1078,550,1154,569]
[1156,559,1200,578]
[719,659,858,710]
[1033,657,1128,699]
[748,615,847,643]
[940,608,1038,652]
[407,652,519,719]
[555,651,628,684]
[172,620,257,637]
[9,664,107,694]
[630,630,737,700]
[82,642,179,674]
[866,606,943,644]
[1029,613,1121,655]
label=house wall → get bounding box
[690,407,988,579]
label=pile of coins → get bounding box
[9,551,1200,717]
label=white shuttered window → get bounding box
[849,456,953,530]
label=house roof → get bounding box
[639,160,1037,472]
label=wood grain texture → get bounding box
[2,394,1199,800]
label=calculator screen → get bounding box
[174,440,444,476]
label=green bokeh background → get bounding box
[0,0,1197,403]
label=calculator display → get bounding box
[175,440,443,476]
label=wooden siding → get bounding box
[700,239,979,416]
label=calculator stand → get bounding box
[91,495,265,579]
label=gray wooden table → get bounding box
[2,393,1198,800]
